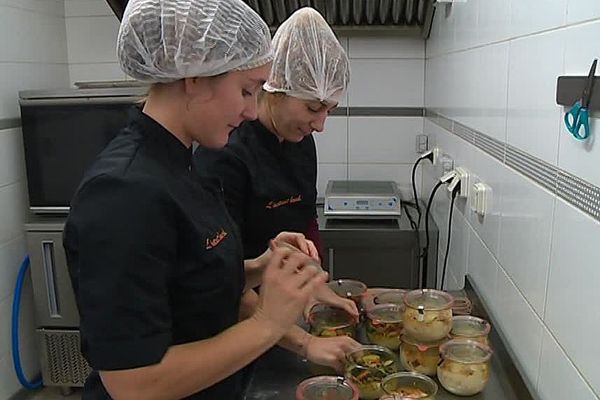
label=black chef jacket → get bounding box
[193,119,318,259]
[63,107,246,400]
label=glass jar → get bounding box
[328,279,368,310]
[399,335,447,376]
[308,304,358,338]
[373,289,408,306]
[381,372,438,399]
[366,304,404,351]
[403,289,453,342]
[450,316,491,346]
[344,345,400,400]
[296,376,359,400]
[437,339,493,396]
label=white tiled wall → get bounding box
[64,0,126,83]
[315,36,425,197]
[425,2,600,399]
[0,1,69,397]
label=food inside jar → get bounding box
[399,343,441,376]
[437,359,490,396]
[366,319,403,350]
[345,354,398,400]
[403,307,452,342]
[390,386,430,398]
[313,325,356,338]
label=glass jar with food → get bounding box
[308,304,358,338]
[403,289,453,342]
[373,289,407,307]
[366,304,404,351]
[450,316,491,346]
[380,372,438,399]
[328,279,368,310]
[399,335,447,376]
[344,345,400,400]
[437,339,493,396]
[296,376,359,400]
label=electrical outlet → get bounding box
[432,147,442,166]
[416,134,429,154]
[454,167,470,197]
[471,182,490,216]
[440,154,454,173]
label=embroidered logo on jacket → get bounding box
[265,194,302,209]
[206,229,228,250]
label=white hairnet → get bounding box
[263,7,350,104]
[117,0,273,83]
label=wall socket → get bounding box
[416,134,429,154]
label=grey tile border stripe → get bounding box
[330,107,424,117]
[557,172,600,221]
[427,110,600,223]
[0,118,21,130]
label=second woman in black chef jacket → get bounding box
[194,7,354,317]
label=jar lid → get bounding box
[404,289,454,311]
[439,339,493,364]
[373,289,407,306]
[328,279,367,298]
[366,304,403,323]
[400,334,448,349]
[451,316,491,337]
[296,376,358,400]
[308,304,356,330]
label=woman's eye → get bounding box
[242,89,252,97]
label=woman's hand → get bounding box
[303,283,360,321]
[272,231,319,260]
[304,335,362,372]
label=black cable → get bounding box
[402,201,418,231]
[440,189,459,291]
[421,180,445,288]
[411,158,425,226]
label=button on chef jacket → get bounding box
[63,107,245,400]
[193,119,320,260]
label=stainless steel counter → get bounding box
[243,279,533,400]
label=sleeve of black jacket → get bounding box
[64,174,175,371]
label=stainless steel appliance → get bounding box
[19,86,145,214]
[321,180,432,288]
[26,218,90,390]
[324,180,401,217]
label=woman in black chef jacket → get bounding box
[194,8,354,318]
[61,1,339,399]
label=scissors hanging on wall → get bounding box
[564,59,597,141]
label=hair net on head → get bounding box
[263,7,350,105]
[117,0,273,83]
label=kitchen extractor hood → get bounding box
[104,0,436,38]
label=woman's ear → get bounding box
[183,77,213,103]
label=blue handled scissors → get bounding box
[564,59,597,141]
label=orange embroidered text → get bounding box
[206,229,228,250]
[265,194,302,209]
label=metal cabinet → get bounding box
[317,207,438,289]
[27,228,79,328]
[26,219,90,389]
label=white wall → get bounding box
[64,0,125,83]
[424,1,600,399]
[315,36,425,197]
[0,0,70,398]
